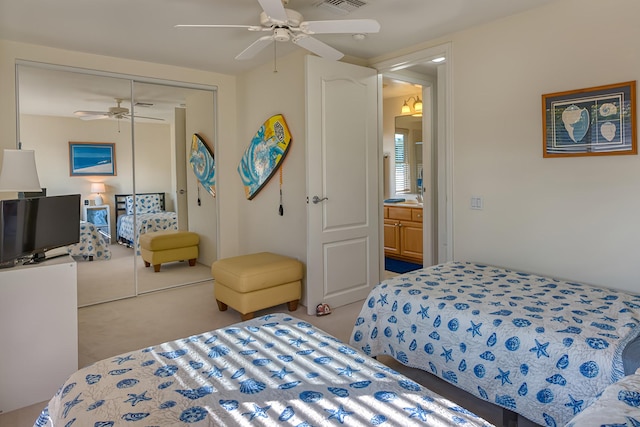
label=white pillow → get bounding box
[564,368,640,426]
[125,194,162,215]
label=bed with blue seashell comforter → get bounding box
[66,221,111,261]
[349,262,640,427]
[115,193,177,253]
[34,313,495,427]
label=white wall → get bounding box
[445,0,640,292]
[0,40,240,260]
[235,51,307,262]
[20,115,172,227]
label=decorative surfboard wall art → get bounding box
[238,114,292,200]
[189,133,216,197]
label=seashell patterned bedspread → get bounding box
[349,262,640,426]
[34,313,494,427]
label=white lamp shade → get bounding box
[90,183,106,194]
[0,149,41,192]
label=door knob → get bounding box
[312,196,328,204]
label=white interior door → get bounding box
[305,55,379,314]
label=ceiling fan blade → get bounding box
[292,35,343,61]
[299,19,380,34]
[175,24,263,31]
[74,111,110,120]
[74,110,108,116]
[235,35,274,60]
[257,0,288,23]
[77,115,110,121]
[126,114,165,121]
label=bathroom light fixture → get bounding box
[0,149,41,194]
[431,56,446,63]
[401,95,423,115]
[90,182,106,206]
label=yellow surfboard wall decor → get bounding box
[238,114,292,200]
[189,133,215,197]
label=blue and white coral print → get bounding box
[35,313,495,426]
[350,262,640,426]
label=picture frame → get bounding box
[69,142,116,176]
[542,81,636,157]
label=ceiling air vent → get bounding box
[134,102,154,108]
[315,0,368,15]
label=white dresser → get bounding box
[0,256,78,414]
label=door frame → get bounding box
[373,42,454,264]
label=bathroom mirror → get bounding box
[394,115,423,196]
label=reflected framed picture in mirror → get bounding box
[69,142,116,176]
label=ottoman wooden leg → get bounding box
[241,312,255,321]
[287,300,299,312]
[153,264,161,272]
[144,261,150,267]
[188,258,196,267]
[216,300,228,311]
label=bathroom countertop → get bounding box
[384,201,423,208]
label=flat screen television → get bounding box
[0,194,80,265]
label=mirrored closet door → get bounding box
[17,63,216,307]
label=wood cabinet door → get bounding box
[400,221,423,261]
[384,220,401,256]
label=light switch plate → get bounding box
[471,196,483,210]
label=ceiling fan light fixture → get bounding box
[273,28,290,42]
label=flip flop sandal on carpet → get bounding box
[316,303,332,316]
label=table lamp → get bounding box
[0,149,41,196]
[90,182,106,206]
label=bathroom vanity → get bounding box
[383,203,423,263]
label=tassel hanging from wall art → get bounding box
[279,165,284,216]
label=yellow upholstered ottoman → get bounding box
[140,230,199,272]
[211,252,304,321]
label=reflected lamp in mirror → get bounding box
[401,95,423,116]
[0,149,41,195]
[90,182,106,206]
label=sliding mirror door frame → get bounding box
[16,60,218,306]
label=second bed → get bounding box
[350,261,640,426]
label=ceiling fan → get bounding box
[175,0,380,61]
[74,99,164,121]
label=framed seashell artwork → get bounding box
[542,81,636,157]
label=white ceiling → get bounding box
[5,0,557,120]
[2,0,556,75]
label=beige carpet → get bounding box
[1,274,520,427]
[77,243,212,306]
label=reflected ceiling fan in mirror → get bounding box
[175,0,380,61]
[73,99,164,121]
